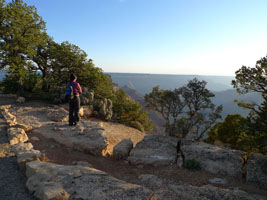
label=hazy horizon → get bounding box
[106,72,235,77]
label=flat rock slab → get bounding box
[180,142,245,178]
[247,153,267,188]
[32,121,108,156]
[128,135,178,166]
[9,106,56,129]
[7,127,28,145]
[26,161,152,200]
[47,107,68,122]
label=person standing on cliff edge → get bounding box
[65,74,82,126]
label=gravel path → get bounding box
[0,102,36,200]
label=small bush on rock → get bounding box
[183,159,201,170]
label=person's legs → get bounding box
[73,96,80,125]
[69,100,75,125]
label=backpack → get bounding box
[65,82,76,101]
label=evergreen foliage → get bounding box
[113,89,153,132]
[183,159,201,170]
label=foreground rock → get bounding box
[11,143,42,169]
[180,142,245,178]
[128,135,178,166]
[0,104,11,109]
[7,127,28,145]
[247,153,267,188]
[1,108,17,126]
[152,183,266,200]
[137,174,266,200]
[26,161,152,200]
[0,143,12,157]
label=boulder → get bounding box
[1,109,17,126]
[47,107,68,122]
[7,127,28,145]
[113,138,133,160]
[79,106,84,117]
[26,161,152,200]
[72,129,108,156]
[11,142,34,152]
[247,153,267,188]
[0,143,13,157]
[11,142,42,169]
[16,96,25,103]
[128,135,178,166]
[0,104,11,109]
[179,142,245,178]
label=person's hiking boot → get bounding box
[69,122,73,126]
[73,122,77,126]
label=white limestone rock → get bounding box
[128,135,178,166]
[7,127,28,145]
[1,108,17,126]
[11,142,41,169]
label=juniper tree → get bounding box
[0,0,46,91]
[145,78,222,139]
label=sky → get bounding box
[18,0,267,75]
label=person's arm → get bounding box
[77,83,82,94]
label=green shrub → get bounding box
[183,159,201,170]
[112,89,153,133]
[128,121,145,132]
